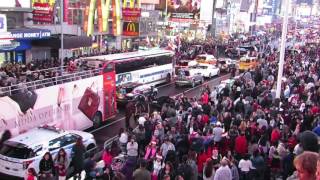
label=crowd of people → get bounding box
[0,47,131,89]
[1,29,319,180]
[78,33,320,180]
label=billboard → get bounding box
[156,0,201,19]
[123,22,139,36]
[0,0,32,11]
[0,14,7,33]
[32,2,54,23]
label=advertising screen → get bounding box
[0,0,32,11]
[156,0,201,19]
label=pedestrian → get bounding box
[26,168,38,180]
[160,137,176,161]
[71,137,86,180]
[238,154,254,180]
[158,162,175,180]
[54,148,69,180]
[127,136,138,161]
[39,152,55,180]
[203,159,215,180]
[293,151,318,180]
[132,159,151,180]
[84,153,103,180]
[102,146,113,168]
[214,158,232,180]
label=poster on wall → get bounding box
[156,0,201,20]
[32,2,54,23]
[0,0,32,11]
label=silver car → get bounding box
[175,69,204,87]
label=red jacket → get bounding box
[197,152,208,173]
[201,93,209,105]
[271,129,281,144]
[235,135,248,156]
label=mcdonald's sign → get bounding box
[122,22,139,36]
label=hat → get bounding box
[299,130,319,153]
[216,121,222,126]
[236,86,241,91]
[156,154,163,160]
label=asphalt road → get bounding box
[89,72,231,149]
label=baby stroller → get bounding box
[111,154,127,172]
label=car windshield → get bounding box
[178,70,190,76]
[0,142,34,159]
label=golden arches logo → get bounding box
[126,22,136,32]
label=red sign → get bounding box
[122,22,139,36]
[63,0,69,23]
[32,3,53,23]
[122,8,141,21]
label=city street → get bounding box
[0,0,320,180]
[89,73,231,149]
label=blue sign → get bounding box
[0,40,31,52]
[9,29,51,40]
[0,17,4,30]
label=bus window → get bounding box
[103,63,114,73]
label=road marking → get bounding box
[157,81,175,88]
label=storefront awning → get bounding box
[32,35,92,49]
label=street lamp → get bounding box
[275,0,290,99]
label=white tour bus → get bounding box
[79,49,175,86]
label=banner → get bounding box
[122,22,139,36]
[156,0,201,20]
[32,2,53,23]
[122,7,141,21]
[63,0,68,23]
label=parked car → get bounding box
[189,64,220,78]
[195,54,217,65]
[117,82,158,105]
[175,69,204,87]
[225,47,248,58]
[0,126,97,178]
[218,58,238,72]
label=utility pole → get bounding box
[60,0,64,72]
[211,0,217,37]
[275,0,289,99]
[251,0,259,35]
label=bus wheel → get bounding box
[93,112,102,129]
[166,74,171,83]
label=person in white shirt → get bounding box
[119,128,128,153]
[238,154,255,179]
[214,158,232,180]
[127,137,138,159]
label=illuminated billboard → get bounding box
[156,0,201,19]
[0,0,32,11]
